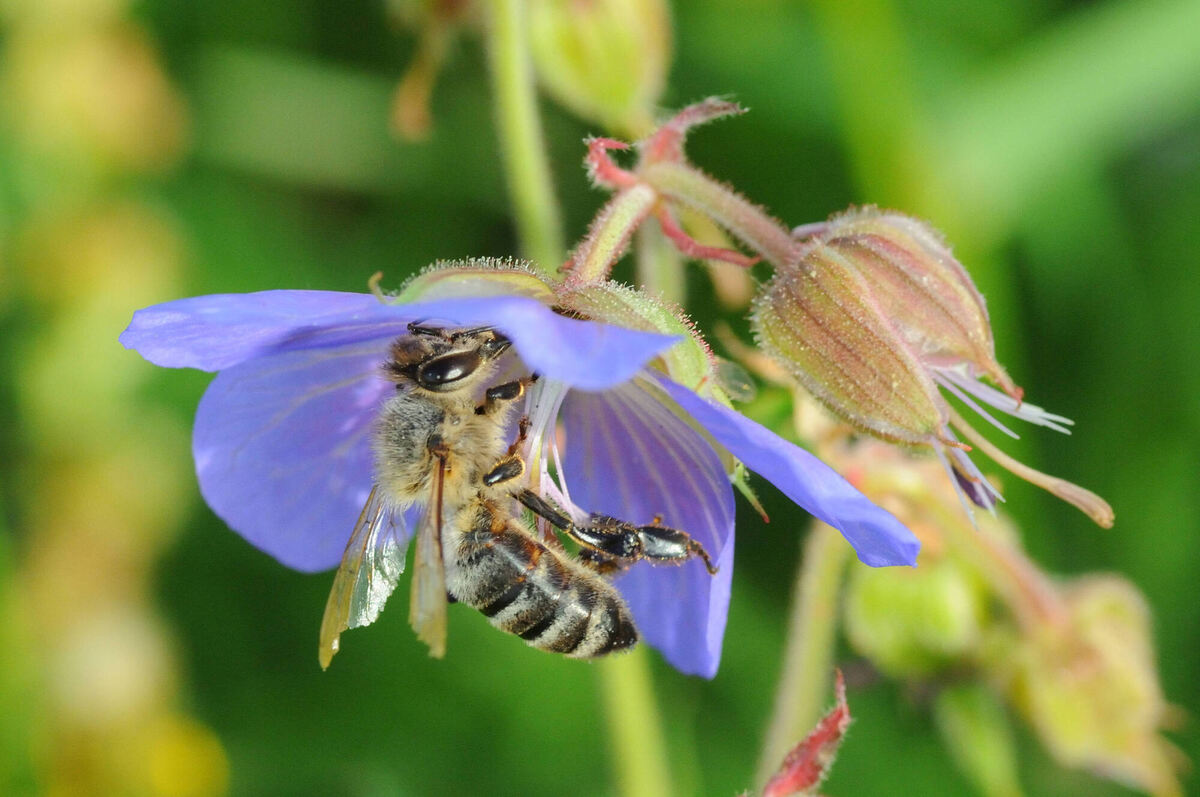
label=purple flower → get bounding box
[120,288,918,677]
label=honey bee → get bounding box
[319,322,717,668]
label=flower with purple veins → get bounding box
[120,276,919,677]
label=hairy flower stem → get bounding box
[755,523,852,788]
[484,0,564,274]
[641,161,796,268]
[566,183,657,286]
[597,648,675,797]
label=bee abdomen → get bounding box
[450,519,638,659]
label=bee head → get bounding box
[386,324,513,393]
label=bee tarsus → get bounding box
[518,489,719,575]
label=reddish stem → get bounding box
[585,137,639,190]
[654,206,760,268]
[641,98,745,163]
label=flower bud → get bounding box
[1004,576,1180,795]
[810,209,1017,396]
[753,207,1113,526]
[528,0,669,137]
[752,240,947,447]
[843,552,986,677]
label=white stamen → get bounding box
[946,432,1003,505]
[935,427,1004,522]
[936,365,1073,434]
[523,378,587,524]
[934,371,1020,439]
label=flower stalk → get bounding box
[640,160,796,267]
[635,223,687,306]
[598,648,676,797]
[484,0,564,273]
[567,181,658,287]
[755,523,852,789]
[567,100,796,285]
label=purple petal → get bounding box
[561,378,735,678]
[658,378,920,568]
[120,291,389,371]
[121,290,679,390]
[193,338,395,572]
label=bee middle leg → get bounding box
[481,414,533,487]
[517,490,718,575]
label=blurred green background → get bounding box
[2,0,1197,794]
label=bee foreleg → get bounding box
[475,374,537,416]
[517,489,573,529]
[631,522,719,575]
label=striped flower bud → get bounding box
[753,208,1113,527]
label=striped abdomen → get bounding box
[444,500,638,658]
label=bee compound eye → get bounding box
[418,350,482,388]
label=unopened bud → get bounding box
[1006,576,1180,795]
[843,553,986,677]
[528,0,669,137]
[752,240,947,447]
[809,209,1016,397]
[753,207,1112,526]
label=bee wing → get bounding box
[408,454,448,658]
[318,485,408,669]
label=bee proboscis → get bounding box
[319,322,716,667]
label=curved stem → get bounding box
[755,523,851,787]
[565,184,657,287]
[641,161,795,267]
[484,0,565,273]
[597,647,675,797]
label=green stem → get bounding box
[754,523,851,788]
[597,647,675,797]
[635,222,686,306]
[484,0,565,273]
[565,184,657,287]
[641,161,795,268]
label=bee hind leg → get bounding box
[516,490,718,575]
